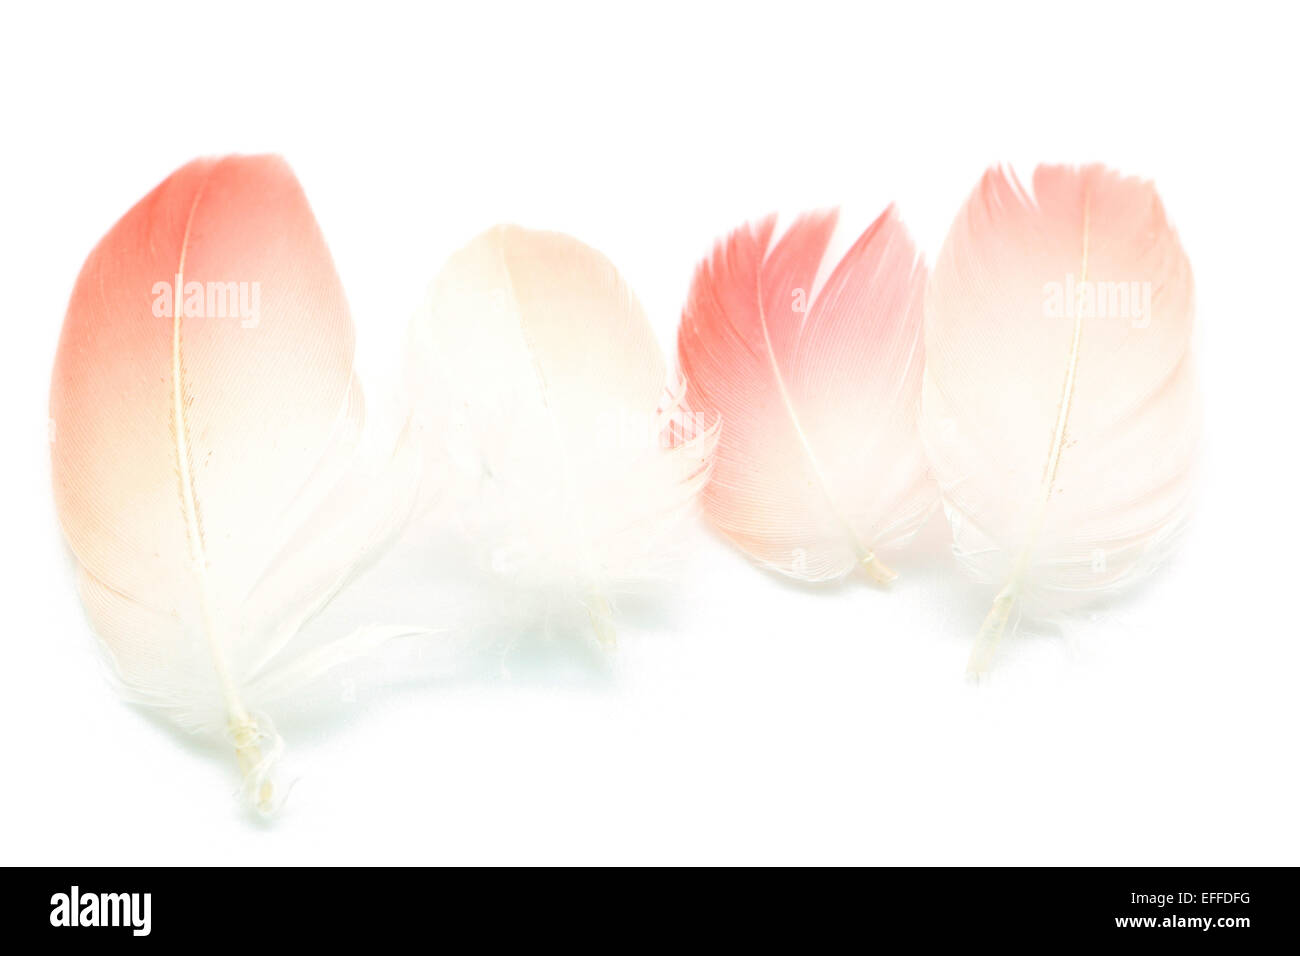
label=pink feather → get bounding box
[49,155,385,809]
[922,165,1198,674]
[677,208,936,583]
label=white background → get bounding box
[2,1,1296,865]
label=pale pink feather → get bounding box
[922,165,1198,673]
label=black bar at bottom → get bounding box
[5,866,1289,944]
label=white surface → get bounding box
[2,0,1296,865]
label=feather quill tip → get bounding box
[228,713,285,815]
[860,554,898,586]
[585,594,617,649]
[965,592,1016,681]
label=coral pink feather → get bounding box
[677,208,936,583]
[50,155,371,809]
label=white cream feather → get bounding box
[405,226,718,644]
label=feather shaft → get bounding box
[166,176,269,794]
[968,188,1092,674]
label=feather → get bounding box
[921,165,1199,675]
[676,207,936,583]
[49,155,421,811]
[404,225,718,644]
